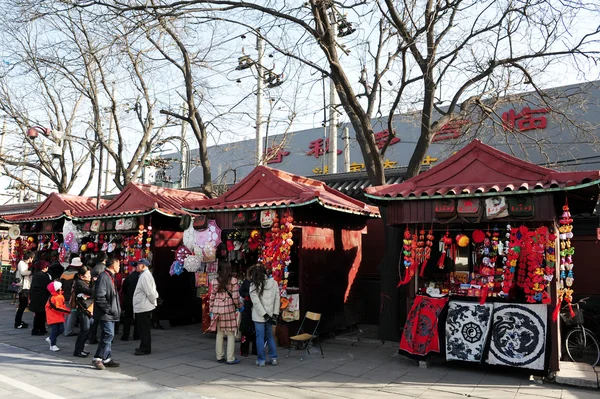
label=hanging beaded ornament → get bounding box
[554,199,575,320]
[398,226,415,286]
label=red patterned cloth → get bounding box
[399,295,449,356]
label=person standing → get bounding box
[132,259,158,355]
[60,257,84,337]
[14,251,34,329]
[91,252,107,281]
[120,262,140,341]
[92,256,121,370]
[209,261,242,365]
[44,281,70,351]
[249,265,280,367]
[88,252,107,345]
[239,267,257,357]
[29,261,52,336]
[73,266,93,357]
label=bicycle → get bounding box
[561,297,600,367]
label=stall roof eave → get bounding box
[365,140,600,201]
[183,166,380,218]
[2,193,108,223]
[73,183,208,220]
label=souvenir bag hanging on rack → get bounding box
[554,199,575,320]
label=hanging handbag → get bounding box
[485,196,509,219]
[434,199,457,223]
[507,195,535,218]
[457,198,482,222]
[232,212,247,226]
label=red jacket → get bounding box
[45,283,70,325]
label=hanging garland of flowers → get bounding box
[554,200,575,320]
[523,226,551,304]
[259,210,294,294]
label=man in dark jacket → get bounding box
[88,252,108,344]
[29,261,52,336]
[92,255,121,370]
[120,262,140,341]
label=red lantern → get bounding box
[27,127,39,139]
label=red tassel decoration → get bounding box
[552,300,562,322]
[479,285,489,305]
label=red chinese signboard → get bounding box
[433,119,469,142]
[306,138,342,158]
[502,107,549,132]
[374,130,400,149]
[265,147,290,164]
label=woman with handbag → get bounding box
[249,265,280,367]
[72,266,93,357]
[209,261,242,365]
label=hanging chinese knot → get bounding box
[398,226,416,286]
[555,200,575,320]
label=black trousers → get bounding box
[32,311,46,334]
[240,332,257,356]
[74,311,90,354]
[135,311,153,353]
[14,290,29,327]
[121,306,138,340]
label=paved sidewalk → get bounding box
[0,300,597,398]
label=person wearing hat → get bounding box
[121,261,141,341]
[132,258,159,355]
[45,281,71,351]
[60,257,84,337]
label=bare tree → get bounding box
[0,21,97,197]
[51,0,600,339]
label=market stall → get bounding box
[182,165,380,337]
[1,193,107,268]
[72,183,207,323]
[365,140,600,373]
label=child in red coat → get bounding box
[45,281,70,351]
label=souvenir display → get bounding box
[487,303,547,370]
[399,295,449,356]
[445,302,493,362]
[555,199,575,319]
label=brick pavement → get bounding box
[0,300,598,399]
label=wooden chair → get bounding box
[286,311,324,361]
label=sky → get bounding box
[0,0,599,203]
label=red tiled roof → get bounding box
[365,139,600,199]
[74,183,208,219]
[183,166,379,217]
[5,193,107,222]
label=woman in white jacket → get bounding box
[249,265,280,367]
